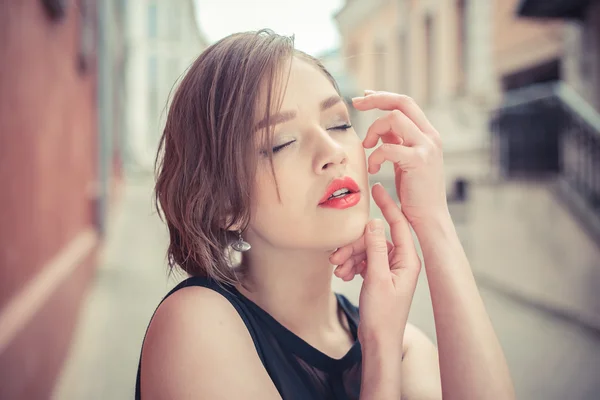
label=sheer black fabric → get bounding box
[135,276,362,399]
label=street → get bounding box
[53,175,600,400]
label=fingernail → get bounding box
[352,96,364,103]
[364,89,376,95]
[369,219,384,233]
[372,182,382,188]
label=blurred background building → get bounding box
[0,1,124,398]
[335,0,600,331]
[476,0,600,333]
[335,0,496,187]
[124,0,206,171]
[1,0,599,399]
[0,0,205,398]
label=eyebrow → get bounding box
[254,95,344,131]
[320,95,342,111]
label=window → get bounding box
[77,0,96,74]
[148,3,158,39]
[167,6,180,40]
[148,56,160,140]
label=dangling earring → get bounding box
[231,230,251,252]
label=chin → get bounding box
[321,206,370,250]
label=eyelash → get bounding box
[270,123,353,154]
[272,140,296,153]
[328,123,353,131]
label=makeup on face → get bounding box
[318,176,361,210]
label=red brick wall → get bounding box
[0,250,97,399]
[0,1,100,398]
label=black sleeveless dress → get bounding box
[135,276,363,399]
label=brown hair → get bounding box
[154,30,340,285]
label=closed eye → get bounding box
[272,140,296,154]
[328,123,353,131]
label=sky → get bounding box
[194,0,345,57]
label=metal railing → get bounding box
[490,81,600,229]
[556,83,600,212]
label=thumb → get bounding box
[364,219,390,283]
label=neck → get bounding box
[235,245,341,338]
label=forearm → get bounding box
[413,211,514,400]
[359,338,403,400]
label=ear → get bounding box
[223,214,243,232]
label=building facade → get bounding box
[0,0,125,398]
[336,0,600,329]
[124,0,208,171]
[485,0,600,328]
[335,0,496,187]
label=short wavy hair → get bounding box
[154,30,340,285]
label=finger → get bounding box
[334,257,358,281]
[335,253,367,278]
[364,219,391,283]
[330,237,393,265]
[334,257,357,277]
[371,184,418,267]
[367,143,419,174]
[330,242,358,265]
[352,91,439,138]
[336,256,369,281]
[356,260,367,277]
[347,260,367,281]
[335,239,394,280]
[363,110,424,149]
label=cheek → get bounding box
[249,167,312,245]
[353,145,367,164]
[250,165,301,218]
[348,141,368,174]
[251,168,279,208]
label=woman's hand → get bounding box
[334,92,514,399]
[330,184,421,344]
[353,90,448,227]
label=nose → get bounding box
[313,133,349,174]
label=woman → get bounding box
[136,30,514,399]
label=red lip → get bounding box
[318,177,361,209]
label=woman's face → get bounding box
[247,57,370,252]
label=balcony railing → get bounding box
[490,81,600,238]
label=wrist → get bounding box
[358,323,404,351]
[409,207,454,237]
[359,331,403,353]
[360,336,403,399]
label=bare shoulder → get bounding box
[401,323,442,400]
[140,285,281,400]
[403,322,436,352]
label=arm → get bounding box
[360,324,443,400]
[333,203,423,399]
[360,337,404,400]
[350,90,514,399]
[413,212,514,400]
[140,287,282,400]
